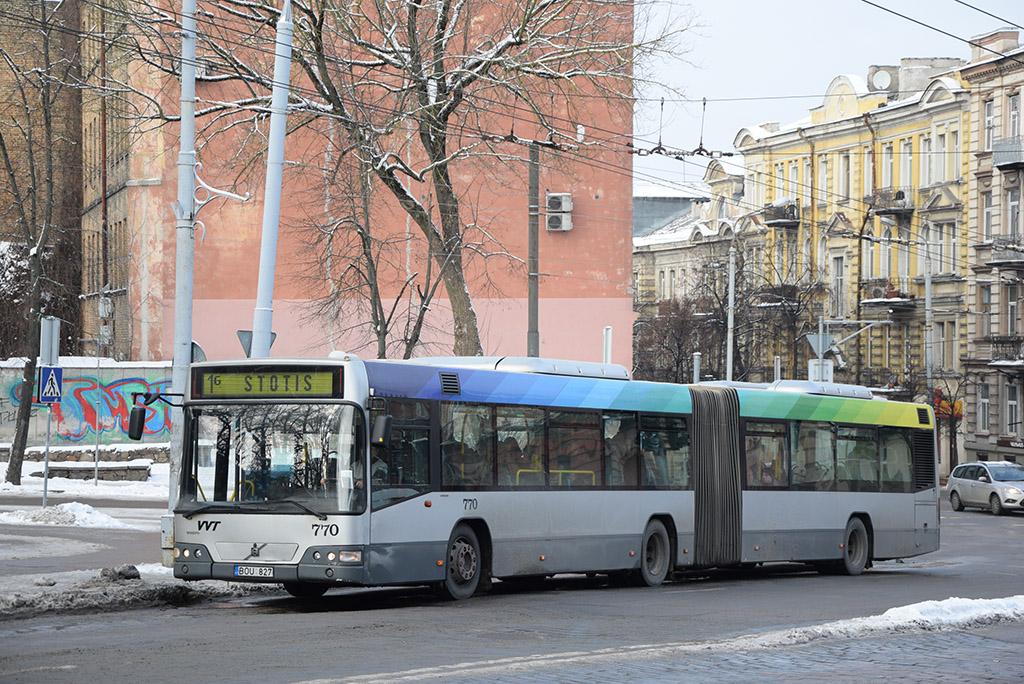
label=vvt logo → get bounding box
[197,520,221,531]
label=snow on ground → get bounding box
[0,459,170,500]
[0,501,140,529]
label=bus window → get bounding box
[441,403,495,488]
[371,400,430,508]
[549,410,602,488]
[880,427,913,493]
[836,426,879,492]
[496,406,545,487]
[604,412,638,487]
[639,415,690,489]
[744,421,787,489]
[791,421,835,491]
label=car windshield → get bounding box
[181,403,366,514]
[988,465,1024,482]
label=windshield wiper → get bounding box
[181,503,243,519]
[278,498,328,520]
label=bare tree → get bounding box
[122,0,692,356]
[1,0,83,485]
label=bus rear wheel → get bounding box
[437,524,482,600]
[637,519,671,586]
[283,581,329,599]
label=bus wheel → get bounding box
[949,491,964,512]
[438,524,481,600]
[839,518,870,576]
[283,582,329,599]
[638,519,671,586]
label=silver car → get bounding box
[948,461,1024,515]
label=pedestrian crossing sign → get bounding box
[38,366,63,404]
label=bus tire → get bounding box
[283,582,329,599]
[839,517,870,576]
[949,490,964,512]
[638,519,671,586]
[438,524,481,600]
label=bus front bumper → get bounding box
[172,543,367,585]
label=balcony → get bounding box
[869,186,915,216]
[987,336,1024,366]
[763,202,800,228]
[859,276,916,310]
[984,235,1024,269]
[993,136,1024,170]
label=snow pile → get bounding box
[0,502,140,530]
[717,595,1024,651]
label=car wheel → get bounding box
[989,493,1005,516]
[949,490,964,512]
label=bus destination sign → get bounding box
[193,368,341,399]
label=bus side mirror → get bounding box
[370,414,392,449]
[128,405,146,441]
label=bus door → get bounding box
[689,386,742,567]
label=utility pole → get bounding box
[726,245,736,381]
[527,143,540,357]
[250,0,294,359]
[169,0,199,511]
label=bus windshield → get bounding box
[181,403,366,514]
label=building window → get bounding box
[1008,284,1019,336]
[818,155,828,203]
[862,145,873,197]
[950,130,959,180]
[933,223,945,273]
[943,321,956,370]
[803,159,812,205]
[1008,188,1020,240]
[831,255,845,317]
[920,135,932,187]
[985,100,995,151]
[880,228,891,278]
[900,139,912,186]
[1010,94,1020,137]
[657,270,665,300]
[862,233,874,279]
[979,383,991,433]
[935,133,946,183]
[898,226,911,279]
[839,152,851,201]
[983,192,994,241]
[1007,382,1019,437]
[980,284,993,337]
[881,143,893,188]
[788,161,799,202]
[668,269,676,300]
[774,163,785,200]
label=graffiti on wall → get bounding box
[7,374,172,442]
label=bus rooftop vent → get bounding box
[439,372,461,395]
[917,407,930,425]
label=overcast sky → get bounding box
[634,0,1024,191]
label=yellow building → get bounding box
[734,58,970,401]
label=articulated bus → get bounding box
[137,354,939,599]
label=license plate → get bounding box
[234,565,274,578]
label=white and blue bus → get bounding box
[136,354,939,599]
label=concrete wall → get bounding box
[0,357,171,450]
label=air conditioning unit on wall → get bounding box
[546,192,573,231]
[547,212,573,232]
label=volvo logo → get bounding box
[245,543,267,560]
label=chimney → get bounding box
[970,28,1020,63]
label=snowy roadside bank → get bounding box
[0,563,282,620]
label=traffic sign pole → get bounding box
[42,407,52,508]
[37,365,63,508]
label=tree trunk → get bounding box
[5,263,43,486]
